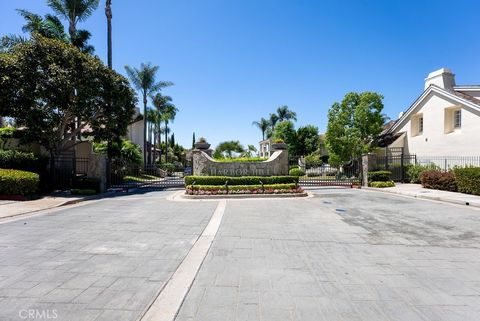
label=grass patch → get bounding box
[124,174,160,182]
[214,157,268,163]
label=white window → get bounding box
[454,109,461,129]
[419,116,424,133]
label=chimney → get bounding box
[424,68,455,90]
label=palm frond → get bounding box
[0,34,27,52]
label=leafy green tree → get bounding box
[325,92,384,165]
[272,121,297,155]
[94,140,142,165]
[214,141,245,158]
[296,125,319,156]
[277,105,297,122]
[125,63,172,164]
[252,117,269,140]
[0,35,136,172]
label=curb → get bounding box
[0,191,118,220]
[363,187,480,208]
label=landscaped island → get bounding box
[184,176,304,196]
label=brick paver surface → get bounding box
[176,189,480,321]
[0,192,216,321]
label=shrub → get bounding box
[71,189,97,196]
[94,140,143,165]
[73,177,101,193]
[369,181,395,188]
[0,150,48,172]
[185,183,303,195]
[289,168,305,177]
[454,167,480,196]
[304,154,322,168]
[421,170,457,192]
[407,163,440,184]
[185,176,299,186]
[368,171,391,182]
[159,162,176,174]
[0,169,39,195]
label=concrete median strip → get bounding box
[141,199,227,321]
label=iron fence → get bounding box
[416,156,480,171]
[374,154,417,182]
[51,157,89,190]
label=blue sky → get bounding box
[1,0,479,149]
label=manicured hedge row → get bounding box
[0,169,39,196]
[0,150,48,173]
[421,170,457,192]
[185,183,303,195]
[454,167,480,196]
[187,183,297,191]
[368,171,391,182]
[185,176,299,186]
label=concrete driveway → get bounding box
[175,189,480,321]
[1,189,480,321]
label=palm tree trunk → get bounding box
[105,0,113,69]
[164,120,168,163]
[157,121,162,164]
[143,94,147,165]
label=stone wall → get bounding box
[193,149,289,176]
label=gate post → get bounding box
[400,151,405,183]
[362,154,369,187]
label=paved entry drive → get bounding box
[175,190,480,321]
[0,192,216,321]
[1,189,480,321]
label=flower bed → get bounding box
[185,183,303,195]
[185,176,298,186]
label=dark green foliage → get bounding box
[0,151,49,191]
[214,157,267,163]
[94,140,142,165]
[368,171,391,182]
[159,162,176,174]
[304,154,322,168]
[454,167,480,196]
[71,189,97,195]
[421,171,457,192]
[406,163,440,184]
[289,168,305,177]
[296,125,319,156]
[0,169,39,195]
[73,177,101,193]
[0,35,136,155]
[185,176,299,186]
[369,181,395,188]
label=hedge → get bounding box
[73,177,101,193]
[289,168,305,177]
[71,189,97,196]
[406,163,440,184]
[368,171,391,182]
[0,169,39,195]
[0,150,48,172]
[369,181,395,188]
[185,183,303,195]
[421,170,457,192]
[185,176,299,186]
[454,167,480,196]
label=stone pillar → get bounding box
[87,154,107,193]
[362,153,377,186]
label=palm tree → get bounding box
[277,105,297,122]
[47,0,99,41]
[105,0,112,68]
[252,117,269,141]
[269,113,279,132]
[214,141,245,158]
[152,93,176,163]
[47,0,98,53]
[1,10,68,51]
[162,104,179,163]
[146,108,162,163]
[125,63,173,164]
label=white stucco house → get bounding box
[258,139,272,158]
[382,68,480,157]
